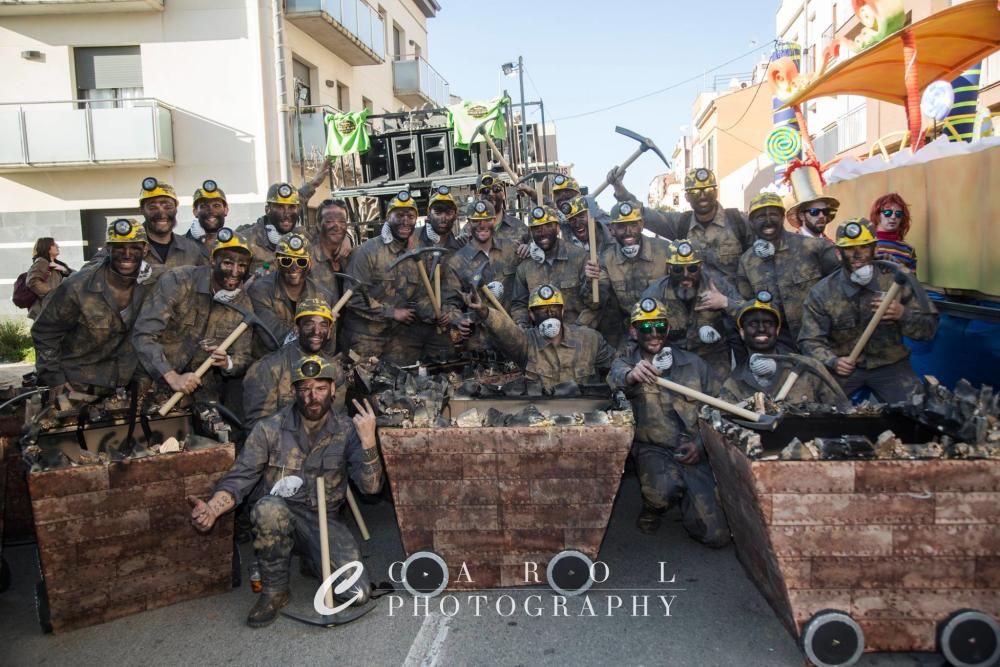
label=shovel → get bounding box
[652,376,781,431]
[281,477,377,627]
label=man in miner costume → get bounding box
[189,355,382,628]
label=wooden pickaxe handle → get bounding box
[433,264,442,312]
[158,321,249,416]
[480,285,516,326]
[653,376,763,423]
[479,132,519,182]
[847,281,903,364]
[591,147,646,198]
[587,216,599,304]
[774,370,800,402]
[345,486,370,541]
[416,261,442,321]
[317,477,333,608]
[330,288,353,318]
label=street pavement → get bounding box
[1,476,942,667]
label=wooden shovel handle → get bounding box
[847,281,902,364]
[587,216,599,304]
[653,376,762,422]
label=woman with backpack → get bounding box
[25,237,73,319]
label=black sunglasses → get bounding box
[670,264,700,275]
[806,207,832,217]
[480,185,505,195]
[636,321,668,333]
[881,209,905,219]
[277,256,310,269]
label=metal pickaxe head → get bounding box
[387,245,453,272]
[615,126,670,169]
[329,272,366,290]
[469,258,491,291]
[212,293,279,351]
[873,260,930,312]
[427,250,448,276]
[514,171,564,188]
[731,412,782,431]
[760,353,848,404]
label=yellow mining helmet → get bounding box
[266,182,300,206]
[292,355,337,383]
[559,196,589,220]
[428,185,458,209]
[467,199,496,221]
[630,297,669,324]
[275,232,310,258]
[684,167,717,191]
[609,201,642,225]
[211,227,251,256]
[666,239,701,266]
[295,297,334,323]
[835,218,877,248]
[737,289,782,329]
[527,204,560,227]
[139,177,178,205]
[386,190,418,214]
[528,283,564,308]
[476,173,505,191]
[193,179,227,204]
[550,173,580,196]
[748,191,785,217]
[106,218,147,244]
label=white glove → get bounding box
[538,318,561,339]
[215,288,241,303]
[850,264,874,286]
[189,219,206,240]
[486,281,504,300]
[621,244,640,258]
[652,348,673,372]
[270,475,303,498]
[380,221,393,244]
[135,261,153,285]
[749,353,777,377]
[753,239,775,259]
[698,325,721,344]
[265,223,282,246]
[528,241,546,264]
[283,330,298,345]
[425,225,441,243]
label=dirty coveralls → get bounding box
[609,345,730,547]
[641,268,743,380]
[480,308,615,391]
[340,235,435,366]
[584,236,672,348]
[510,240,589,329]
[247,272,338,358]
[144,231,207,269]
[719,353,848,408]
[213,405,383,599]
[735,230,840,345]
[798,266,939,403]
[242,343,346,432]
[494,212,528,246]
[412,225,466,360]
[32,261,157,393]
[132,265,255,404]
[641,207,753,279]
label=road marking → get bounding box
[402,611,451,667]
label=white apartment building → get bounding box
[0,0,446,315]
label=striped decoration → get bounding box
[771,41,802,184]
[945,63,981,142]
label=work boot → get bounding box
[247,557,291,628]
[636,504,665,535]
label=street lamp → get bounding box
[500,57,530,174]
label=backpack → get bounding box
[12,272,37,309]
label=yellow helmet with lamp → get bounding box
[666,239,702,266]
[295,297,333,323]
[467,199,496,221]
[428,185,458,209]
[684,167,718,192]
[747,192,785,217]
[737,289,782,330]
[609,201,642,225]
[211,227,251,256]
[266,182,300,206]
[834,218,877,248]
[386,190,417,214]
[106,218,147,244]
[292,355,337,384]
[549,174,580,196]
[527,205,560,227]
[558,196,589,220]
[139,177,178,205]
[193,179,227,204]
[528,283,564,308]
[630,297,670,324]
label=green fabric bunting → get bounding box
[324,109,371,157]
[447,96,510,150]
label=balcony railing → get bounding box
[392,55,449,109]
[837,104,867,153]
[0,98,174,170]
[0,0,163,15]
[285,0,385,66]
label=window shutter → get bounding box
[75,46,142,90]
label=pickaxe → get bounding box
[388,246,453,327]
[328,272,367,319]
[470,258,516,327]
[158,276,277,416]
[591,126,670,197]
[762,353,848,405]
[652,376,782,431]
[515,171,564,206]
[427,250,448,312]
[470,120,520,185]
[845,267,921,365]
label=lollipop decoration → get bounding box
[920,80,954,122]
[766,126,802,165]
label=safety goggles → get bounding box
[686,187,717,197]
[669,264,701,275]
[277,256,310,269]
[806,207,833,217]
[636,321,668,333]
[881,209,905,219]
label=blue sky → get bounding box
[428,1,777,207]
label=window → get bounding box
[337,81,350,112]
[74,46,143,108]
[703,136,715,172]
[392,23,404,60]
[292,58,312,107]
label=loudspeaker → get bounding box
[391,136,421,181]
[362,135,391,182]
[420,132,450,179]
[450,132,477,175]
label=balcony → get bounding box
[0,0,163,15]
[285,0,384,66]
[0,98,174,171]
[392,56,449,109]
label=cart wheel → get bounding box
[801,610,864,667]
[231,540,242,588]
[938,609,1000,667]
[35,580,52,634]
[0,556,10,593]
